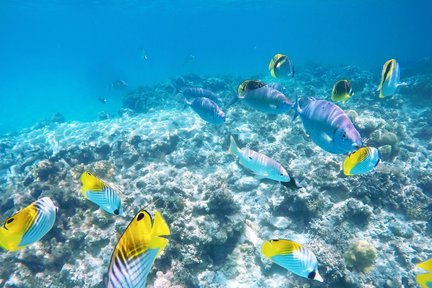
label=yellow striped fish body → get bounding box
[331,80,353,103]
[417,259,432,288]
[343,147,380,176]
[80,171,124,216]
[262,239,323,282]
[268,54,295,79]
[237,80,266,97]
[107,210,170,288]
[0,197,57,251]
[378,59,401,98]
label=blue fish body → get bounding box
[240,86,292,114]
[182,87,223,106]
[188,97,225,124]
[294,97,362,154]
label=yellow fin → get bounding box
[149,236,169,257]
[152,210,170,237]
[418,259,432,272]
[416,273,432,288]
[268,59,275,71]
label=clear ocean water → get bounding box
[1,1,432,288]
[0,0,431,134]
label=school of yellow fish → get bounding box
[0,55,424,287]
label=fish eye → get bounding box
[280,173,283,176]
[248,156,252,160]
[114,209,119,215]
[7,218,14,224]
[342,133,346,138]
[137,213,145,221]
[86,172,92,176]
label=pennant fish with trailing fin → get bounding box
[343,147,380,176]
[331,80,354,103]
[377,59,407,98]
[268,54,295,78]
[228,135,300,188]
[80,171,125,216]
[0,197,57,251]
[262,239,323,282]
[416,258,432,288]
[107,209,170,288]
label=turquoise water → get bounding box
[0,0,431,134]
[1,1,432,288]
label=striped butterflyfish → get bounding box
[0,197,57,251]
[80,171,125,216]
[331,80,354,103]
[377,59,406,98]
[343,147,380,176]
[416,258,432,288]
[237,80,266,97]
[262,239,323,282]
[107,209,170,288]
[268,54,295,79]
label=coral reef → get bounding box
[0,64,431,287]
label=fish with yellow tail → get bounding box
[107,209,170,288]
[228,135,301,189]
[0,197,57,251]
[80,171,125,216]
[262,239,323,282]
[331,80,354,103]
[268,54,295,78]
[343,147,380,176]
[377,59,407,98]
[416,258,432,288]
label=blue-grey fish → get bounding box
[239,86,293,114]
[180,87,223,107]
[377,59,407,98]
[293,96,362,154]
[111,80,128,90]
[186,97,225,124]
[228,135,300,188]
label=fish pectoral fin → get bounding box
[269,104,278,109]
[321,132,333,143]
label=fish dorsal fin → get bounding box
[418,259,432,272]
[151,210,170,237]
[268,59,275,71]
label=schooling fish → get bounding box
[238,85,293,114]
[180,87,223,107]
[331,80,354,103]
[107,209,170,288]
[0,197,57,251]
[268,54,295,78]
[416,258,432,288]
[185,97,225,124]
[293,96,362,154]
[228,135,300,188]
[377,59,407,98]
[237,80,266,97]
[80,171,125,216]
[262,239,323,282]
[343,147,380,176]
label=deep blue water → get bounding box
[0,0,431,134]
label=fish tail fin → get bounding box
[314,271,324,282]
[281,177,302,190]
[226,91,240,108]
[228,135,239,155]
[292,93,300,121]
[152,211,170,237]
